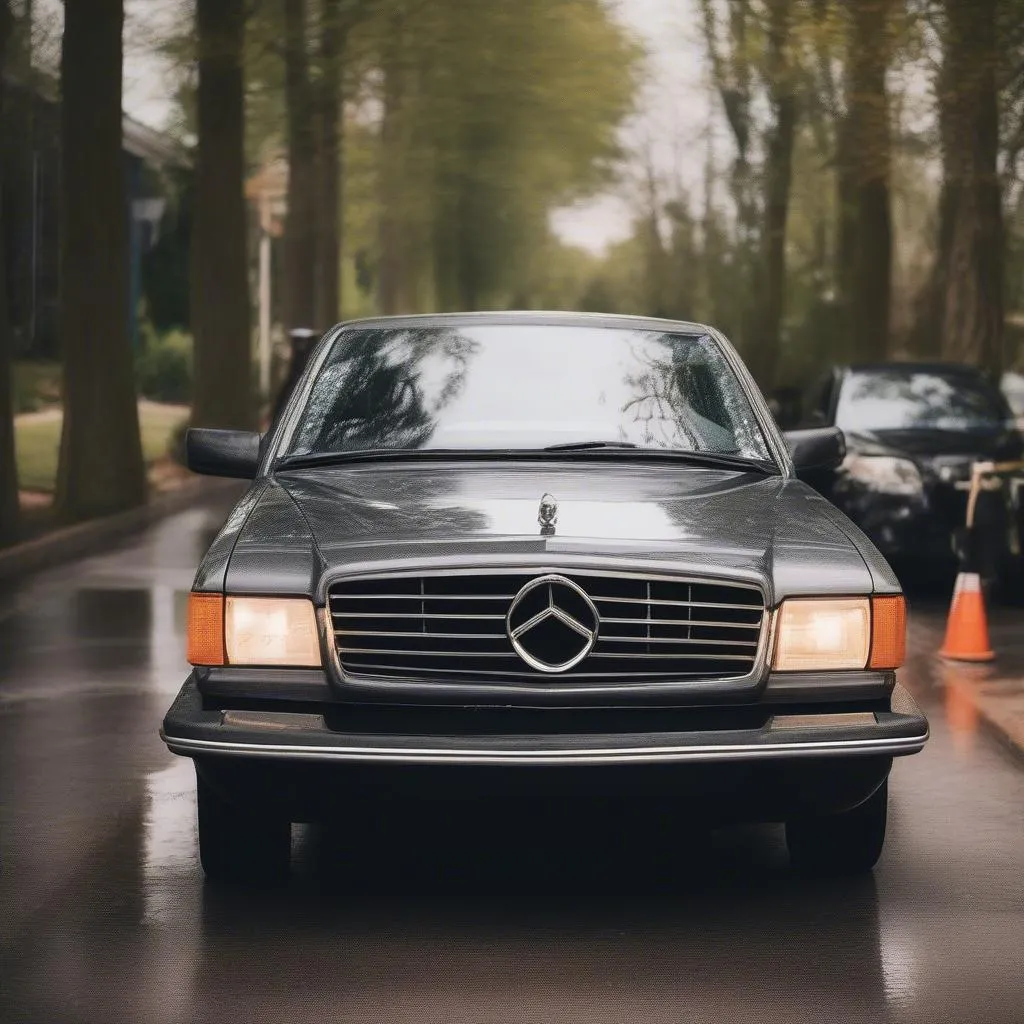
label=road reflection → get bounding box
[937,661,985,756]
[121,754,896,1023]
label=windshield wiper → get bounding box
[275,446,777,474]
[275,448,455,469]
[542,444,776,474]
[543,440,640,451]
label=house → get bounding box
[1,69,189,358]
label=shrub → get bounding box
[136,329,193,404]
[13,360,62,413]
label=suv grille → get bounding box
[328,572,765,684]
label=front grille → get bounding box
[328,571,765,684]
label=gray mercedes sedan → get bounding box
[161,312,928,881]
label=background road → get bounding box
[2,491,1023,1024]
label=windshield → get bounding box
[280,324,773,463]
[835,368,1011,433]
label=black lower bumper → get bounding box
[161,678,928,767]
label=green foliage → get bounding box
[135,327,194,404]
[12,361,62,414]
[344,0,640,311]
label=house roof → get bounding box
[122,114,189,168]
[3,68,189,168]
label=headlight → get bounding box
[186,592,321,667]
[842,455,923,495]
[772,596,906,671]
[773,598,869,671]
[225,597,321,666]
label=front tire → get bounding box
[785,779,888,875]
[196,771,292,883]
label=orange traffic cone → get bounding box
[939,572,994,662]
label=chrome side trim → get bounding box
[162,730,928,765]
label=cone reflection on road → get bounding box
[938,661,984,757]
[939,573,994,663]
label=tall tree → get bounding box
[55,0,146,520]
[842,0,895,361]
[376,7,413,315]
[749,0,797,390]
[915,0,1005,371]
[0,0,18,545]
[191,0,253,430]
[283,0,317,331]
[313,0,346,328]
[701,0,757,307]
[702,0,798,388]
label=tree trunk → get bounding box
[191,0,253,430]
[377,19,408,315]
[748,0,795,391]
[55,0,147,521]
[314,0,344,329]
[845,0,894,361]
[936,0,1005,371]
[284,0,317,332]
[912,0,1004,369]
[834,110,856,353]
[0,0,18,544]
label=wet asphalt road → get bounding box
[2,490,1023,1024]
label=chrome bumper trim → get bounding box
[161,729,928,766]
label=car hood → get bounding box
[844,426,1023,462]
[209,461,886,602]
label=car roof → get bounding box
[330,310,715,335]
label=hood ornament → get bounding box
[538,493,558,536]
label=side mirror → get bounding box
[186,428,261,479]
[785,427,846,473]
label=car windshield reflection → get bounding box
[282,324,773,463]
[836,368,1011,433]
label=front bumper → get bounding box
[161,678,928,766]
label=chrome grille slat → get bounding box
[341,648,521,658]
[592,597,760,611]
[337,630,509,640]
[340,662,731,680]
[595,636,758,647]
[330,571,764,684]
[599,616,759,630]
[330,593,515,601]
[332,612,506,620]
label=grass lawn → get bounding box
[15,402,189,493]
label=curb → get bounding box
[965,683,1024,764]
[0,478,242,584]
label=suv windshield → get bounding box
[281,324,773,462]
[835,367,1011,433]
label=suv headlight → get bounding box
[187,593,322,667]
[772,595,905,671]
[842,455,923,495]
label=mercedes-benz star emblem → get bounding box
[506,574,599,673]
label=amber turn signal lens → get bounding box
[187,592,225,666]
[869,594,906,670]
